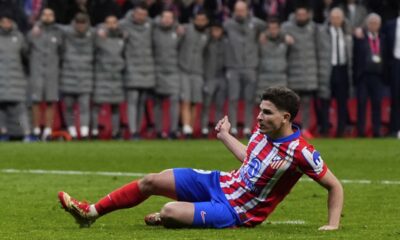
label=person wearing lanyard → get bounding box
[353,13,386,137]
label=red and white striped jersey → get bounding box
[219,126,328,227]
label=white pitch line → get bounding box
[0,168,146,177]
[1,168,400,185]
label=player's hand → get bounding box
[215,116,231,138]
[97,28,107,38]
[259,32,267,45]
[285,34,295,45]
[32,25,41,36]
[318,225,339,231]
[354,27,364,39]
[176,25,185,36]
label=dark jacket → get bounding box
[353,30,388,85]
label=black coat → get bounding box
[353,30,388,85]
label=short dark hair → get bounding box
[134,2,149,11]
[267,17,280,26]
[261,87,300,122]
[195,10,208,17]
[74,12,89,24]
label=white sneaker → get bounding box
[201,127,209,135]
[42,127,52,141]
[397,131,400,139]
[80,126,89,138]
[182,125,193,135]
[91,128,99,137]
[68,126,77,138]
[33,127,41,136]
[243,128,251,136]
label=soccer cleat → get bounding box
[144,212,162,226]
[58,191,96,228]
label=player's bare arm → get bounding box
[316,169,344,231]
[215,115,247,162]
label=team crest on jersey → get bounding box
[270,154,288,170]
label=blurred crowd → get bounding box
[0,0,400,141]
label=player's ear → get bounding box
[282,112,291,123]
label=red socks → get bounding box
[94,180,148,216]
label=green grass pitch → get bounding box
[0,139,400,240]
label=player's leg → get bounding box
[0,102,8,139]
[145,201,195,228]
[243,69,257,137]
[181,72,192,136]
[110,103,121,138]
[227,69,240,135]
[146,200,239,229]
[90,103,100,138]
[127,89,140,136]
[63,94,77,138]
[42,102,56,140]
[169,93,180,138]
[58,169,177,227]
[78,93,90,138]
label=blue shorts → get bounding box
[173,168,241,228]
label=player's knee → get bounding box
[160,203,179,228]
[139,173,158,194]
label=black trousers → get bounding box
[390,59,400,133]
[318,65,349,136]
[357,74,383,137]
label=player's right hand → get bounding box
[215,116,231,138]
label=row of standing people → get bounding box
[0,1,399,141]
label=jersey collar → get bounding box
[266,125,301,143]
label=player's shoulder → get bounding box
[292,137,319,161]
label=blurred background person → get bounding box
[253,0,288,23]
[339,0,367,35]
[0,0,29,33]
[60,13,95,139]
[282,3,319,139]
[0,14,32,141]
[256,18,288,101]
[91,15,125,140]
[201,21,226,137]
[179,10,209,138]
[384,10,400,139]
[353,13,386,137]
[27,8,63,141]
[365,0,399,25]
[224,0,265,137]
[120,3,155,140]
[316,8,352,137]
[152,9,182,139]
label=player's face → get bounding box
[257,100,290,135]
[41,8,55,24]
[133,8,148,24]
[0,17,13,31]
[161,11,174,27]
[105,16,118,30]
[194,14,209,29]
[267,22,280,38]
[210,26,223,39]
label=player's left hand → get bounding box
[318,225,339,231]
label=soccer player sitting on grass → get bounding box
[58,87,344,230]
